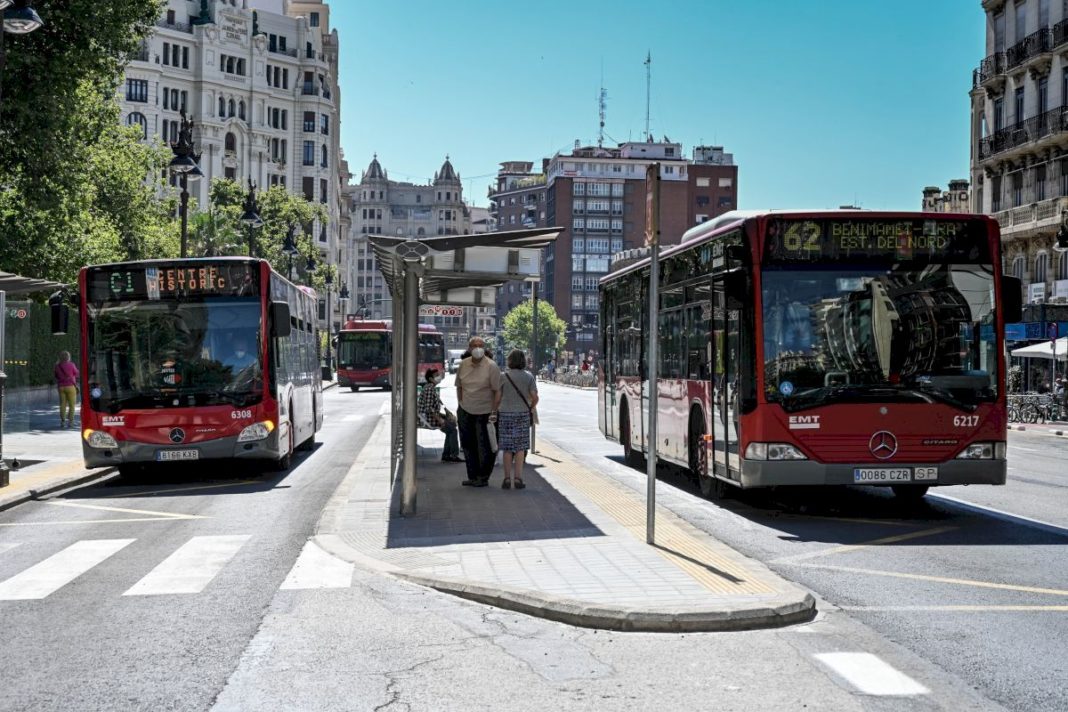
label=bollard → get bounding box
[0,371,8,487]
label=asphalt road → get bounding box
[535,381,1068,712]
[0,387,383,711]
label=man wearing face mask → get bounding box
[455,336,502,486]
[418,368,462,462]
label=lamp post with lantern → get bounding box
[0,1,44,112]
[169,111,202,258]
[240,178,264,257]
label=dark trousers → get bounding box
[458,407,495,482]
[441,420,460,458]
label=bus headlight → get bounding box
[238,421,274,443]
[956,442,999,460]
[744,443,808,461]
[83,429,118,449]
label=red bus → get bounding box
[598,211,1023,502]
[79,258,323,474]
[336,319,445,392]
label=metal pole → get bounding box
[0,291,7,487]
[531,282,538,453]
[645,162,661,545]
[248,224,254,257]
[390,285,403,482]
[400,263,420,516]
[180,173,189,258]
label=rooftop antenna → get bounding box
[644,51,652,141]
[598,68,608,149]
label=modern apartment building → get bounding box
[343,155,473,346]
[970,0,1068,305]
[489,161,547,330]
[118,0,345,287]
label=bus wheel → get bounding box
[689,410,715,497]
[621,405,643,469]
[350,386,360,393]
[891,484,929,503]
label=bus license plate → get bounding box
[853,468,911,483]
[156,449,199,462]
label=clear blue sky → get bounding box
[331,0,984,211]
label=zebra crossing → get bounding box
[0,536,354,601]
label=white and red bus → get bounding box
[335,319,445,392]
[598,211,1023,501]
[79,258,323,473]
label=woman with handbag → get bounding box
[498,349,539,490]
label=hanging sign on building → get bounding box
[419,305,464,317]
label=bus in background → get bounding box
[598,211,1023,502]
[79,258,323,475]
[336,319,445,392]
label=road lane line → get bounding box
[45,501,204,519]
[842,605,1068,612]
[928,493,1068,539]
[1,518,206,527]
[814,652,929,696]
[795,562,1068,596]
[0,539,135,600]
[771,526,957,564]
[109,481,261,498]
[280,540,354,589]
[0,543,21,555]
[122,535,249,596]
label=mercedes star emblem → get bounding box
[868,430,898,460]
[169,428,186,444]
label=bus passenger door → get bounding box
[711,279,742,480]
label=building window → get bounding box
[1013,255,1025,280]
[321,114,329,135]
[1015,0,1026,43]
[1035,252,1048,283]
[572,294,584,309]
[303,177,314,201]
[162,42,171,66]
[219,97,226,117]
[992,175,1002,212]
[321,144,328,167]
[225,132,236,153]
[1014,86,1025,125]
[126,112,147,140]
[125,79,148,103]
[228,98,235,117]
[572,256,584,271]
[310,11,320,26]
[224,167,236,181]
[182,46,189,69]
[303,141,315,165]
[320,178,328,203]
[238,100,245,120]
[1012,172,1023,207]
[1036,163,1047,201]
[994,97,1004,130]
[303,111,315,132]
[573,238,585,252]
[572,218,585,230]
[573,182,586,196]
[1058,253,1068,280]
[1039,76,1049,114]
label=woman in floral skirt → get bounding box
[498,349,538,489]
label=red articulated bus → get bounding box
[79,258,323,474]
[335,319,445,392]
[598,211,1023,502]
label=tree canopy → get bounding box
[501,298,567,366]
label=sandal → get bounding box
[502,478,512,489]
[514,478,526,490]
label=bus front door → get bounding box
[711,279,742,481]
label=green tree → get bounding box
[501,298,566,365]
[0,0,169,282]
[206,179,329,286]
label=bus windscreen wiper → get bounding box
[781,385,929,412]
[899,384,978,413]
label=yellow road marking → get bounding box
[797,563,1068,597]
[772,526,957,564]
[842,605,1068,612]
[45,501,204,519]
[109,481,261,498]
[787,515,916,528]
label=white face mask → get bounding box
[470,347,485,360]
[433,376,442,384]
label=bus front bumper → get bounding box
[83,429,286,468]
[738,459,1007,488]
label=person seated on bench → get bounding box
[418,367,463,462]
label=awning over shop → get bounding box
[1010,337,1068,361]
[0,270,66,295]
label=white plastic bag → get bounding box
[486,421,498,452]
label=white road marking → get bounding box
[929,493,1068,539]
[342,414,363,422]
[814,652,929,696]
[280,540,354,589]
[0,543,20,556]
[0,539,134,601]
[123,535,249,596]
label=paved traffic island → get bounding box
[314,418,816,633]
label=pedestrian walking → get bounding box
[54,350,79,429]
[419,368,463,462]
[456,336,502,487]
[498,349,538,490]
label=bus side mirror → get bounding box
[49,292,69,335]
[1000,276,1022,324]
[270,301,292,338]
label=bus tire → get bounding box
[891,484,929,503]
[620,403,643,469]
[350,386,360,393]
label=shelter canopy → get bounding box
[1010,337,1068,361]
[0,270,65,295]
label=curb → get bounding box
[0,467,117,513]
[394,571,817,633]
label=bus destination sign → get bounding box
[88,263,259,301]
[765,218,991,263]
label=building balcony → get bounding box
[993,195,1067,241]
[973,27,1059,88]
[1005,28,1053,71]
[978,106,1068,161]
[156,18,192,33]
[270,46,299,58]
[129,46,150,62]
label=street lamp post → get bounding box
[169,111,202,258]
[1,1,44,111]
[322,270,334,380]
[282,224,299,281]
[338,282,350,321]
[239,178,264,257]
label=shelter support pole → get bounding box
[400,263,420,516]
[390,282,403,483]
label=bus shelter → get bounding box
[368,227,561,515]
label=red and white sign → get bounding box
[419,305,464,317]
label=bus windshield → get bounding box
[761,264,998,412]
[337,332,390,370]
[86,297,263,411]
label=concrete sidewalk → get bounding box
[314,417,816,632]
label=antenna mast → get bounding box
[644,51,651,141]
[598,85,607,148]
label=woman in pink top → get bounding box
[54,350,79,429]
